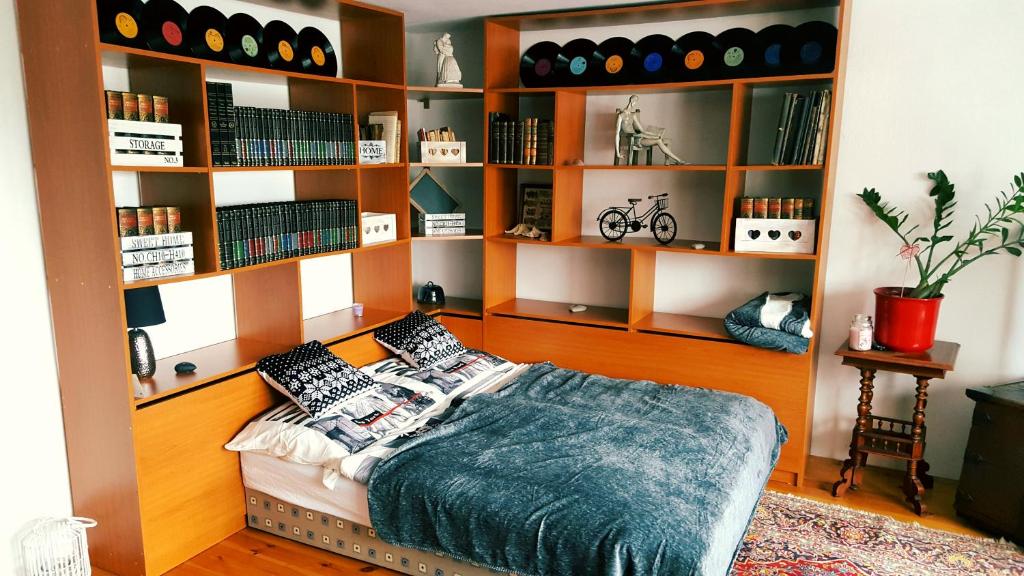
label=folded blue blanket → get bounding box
[368,363,787,576]
[724,292,813,354]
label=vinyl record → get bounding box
[226,13,266,67]
[140,0,189,55]
[632,34,675,84]
[264,20,301,71]
[560,39,597,86]
[671,31,720,81]
[97,0,146,48]
[788,21,837,73]
[754,24,796,76]
[298,27,338,77]
[713,27,757,78]
[592,37,636,86]
[520,41,561,88]
[185,5,229,61]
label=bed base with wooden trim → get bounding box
[245,488,513,576]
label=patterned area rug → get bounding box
[733,491,1024,576]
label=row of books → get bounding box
[488,114,553,165]
[417,127,458,142]
[207,82,357,167]
[216,200,359,270]
[771,89,832,166]
[117,206,183,237]
[738,197,816,220]
[121,232,194,283]
[417,213,466,236]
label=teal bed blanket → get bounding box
[367,363,787,576]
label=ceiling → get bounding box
[369,0,651,26]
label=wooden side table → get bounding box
[831,341,960,515]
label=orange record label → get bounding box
[278,40,295,62]
[206,29,225,52]
[605,54,623,74]
[684,50,705,70]
[115,12,139,39]
[311,46,326,67]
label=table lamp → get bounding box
[124,286,166,379]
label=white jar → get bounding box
[849,314,873,351]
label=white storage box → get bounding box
[420,141,467,164]
[734,218,817,254]
[361,212,397,245]
[107,119,183,167]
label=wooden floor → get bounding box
[95,456,988,576]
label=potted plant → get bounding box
[858,170,1024,352]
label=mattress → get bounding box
[241,451,370,526]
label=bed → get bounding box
[231,343,786,576]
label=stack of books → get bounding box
[206,82,356,167]
[216,200,358,270]
[121,233,195,282]
[770,89,832,166]
[488,114,553,165]
[418,213,466,237]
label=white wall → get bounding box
[813,0,1024,479]
[0,0,73,573]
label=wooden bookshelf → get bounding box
[482,0,851,491]
[417,296,484,318]
[16,1,412,574]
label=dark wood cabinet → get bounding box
[955,381,1024,543]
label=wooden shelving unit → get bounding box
[481,0,851,489]
[16,1,412,574]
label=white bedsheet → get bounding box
[241,451,371,526]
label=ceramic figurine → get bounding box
[614,94,686,166]
[434,33,463,88]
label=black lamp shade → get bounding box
[124,286,166,328]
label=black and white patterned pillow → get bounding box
[374,311,465,368]
[256,341,376,419]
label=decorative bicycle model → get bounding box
[597,193,678,245]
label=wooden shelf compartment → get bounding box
[302,306,406,345]
[488,72,836,95]
[410,162,484,168]
[417,296,484,318]
[407,86,484,100]
[632,312,733,341]
[360,167,411,241]
[340,0,406,86]
[99,43,406,92]
[133,338,290,407]
[487,298,629,329]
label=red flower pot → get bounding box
[873,287,943,353]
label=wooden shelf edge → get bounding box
[486,72,835,94]
[485,163,554,170]
[407,86,484,94]
[110,165,209,173]
[100,43,405,91]
[417,297,483,318]
[736,164,825,171]
[212,165,357,172]
[409,162,484,168]
[582,164,727,171]
[487,298,629,329]
[412,229,483,240]
[632,311,733,341]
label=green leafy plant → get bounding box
[858,170,1024,299]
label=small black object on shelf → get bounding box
[417,281,446,305]
[174,361,197,375]
[597,193,677,245]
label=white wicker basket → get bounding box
[21,517,96,576]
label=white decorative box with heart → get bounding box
[420,141,466,164]
[734,218,817,254]
[361,212,397,245]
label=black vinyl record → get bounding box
[97,0,146,48]
[592,37,636,85]
[140,0,189,55]
[264,20,301,71]
[789,21,837,73]
[298,27,338,77]
[186,6,229,61]
[671,31,720,81]
[632,34,675,84]
[713,27,757,78]
[754,24,796,76]
[560,39,598,86]
[520,41,561,87]
[226,13,265,67]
